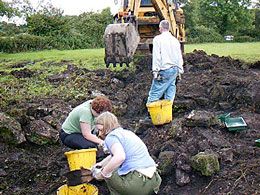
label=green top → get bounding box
[62,100,94,134]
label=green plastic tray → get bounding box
[224,117,247,131]
[255,139,260,147]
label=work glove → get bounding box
[92,127,99,136]
[153,71,159,79]
[91,166,104,181]
[92,162,102,169]
[91,165,112,180]
[175,73,181,85]
[98,142,110,154]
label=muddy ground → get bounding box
[0,50,260,195]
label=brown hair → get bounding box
[91,96,112,114]
[96,112,120,135]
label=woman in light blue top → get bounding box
[92,112,161,195]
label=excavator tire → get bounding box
[104,23,140,67]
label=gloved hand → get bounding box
[102,144,109,154]
[98,142,110,154]
[153,71,159,79]
[91,166,104,181]
[175,76,179,85]
[92,162,102,170]
[92,127,99,136]
[175,73,181,85]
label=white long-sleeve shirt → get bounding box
[152,31,184,74]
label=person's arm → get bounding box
[101,142,126,176]
[80,122,103,144]
[95,155,112,167]
[152,37,161,72]
[177,42,184,74]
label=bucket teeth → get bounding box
[104,23,140,68]
[105,61,130,68]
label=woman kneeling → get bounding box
[92,111,162,195]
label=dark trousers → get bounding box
[59,129,97,149]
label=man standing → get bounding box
[147,20,184,104]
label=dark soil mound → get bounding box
[10,68,35,78]
[0,51,259,195]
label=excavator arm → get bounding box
[151,0,185,45]
[151,0,177,35]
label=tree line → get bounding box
[184,0,260,43]
[0,0,259,53]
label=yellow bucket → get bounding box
[57,183,98,195]
[65,148,97,171]
[146,100,173,125]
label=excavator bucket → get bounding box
[104,23,140,67]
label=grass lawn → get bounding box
[0,49,106,69]
[0,42,259,65]
[184,42,260,63]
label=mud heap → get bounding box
[0,50,259,194]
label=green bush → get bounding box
[187,26,224,43]
[0,34,51,53]
[233,35,255,42]
[0,22,25,36]
[53,33,93,50]
[0,9,113,52]
[236,28,260,40]
[71,9,112,49]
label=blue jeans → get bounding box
[147,67,178,103]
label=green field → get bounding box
[185,42,260,63]
[0,42,259,67]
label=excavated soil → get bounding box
[0,50,260,195]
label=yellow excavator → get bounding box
[104,0,185,67]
